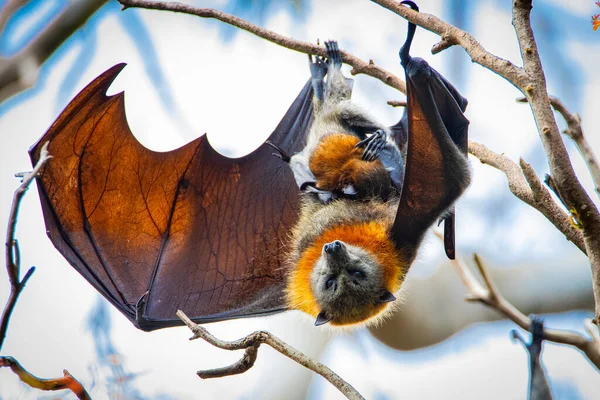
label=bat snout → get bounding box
[324,240,343,255]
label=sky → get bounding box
[1,0,600,398]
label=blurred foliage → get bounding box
[86,297,146,400]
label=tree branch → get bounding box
[387,100,406,108]
[0,142,51,350]
[435,231,600,371]
[117,0,406,94]
[373,0,600,324]
[511,0,600,324]
[517,96,600,198]
[0,356,90,399]
[0,0,108,104]
[371,0,527,88]
[176,310,365,400]
[468,141,586,254]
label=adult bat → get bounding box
[29,1,469,330]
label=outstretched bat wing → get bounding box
[29,63,313,331]
[391,9,470,261]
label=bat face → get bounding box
[287,219,406,328]
[310,240,395,326]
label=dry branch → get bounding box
[0,142,51,350]
[387,100,407,108]
[510,0,600,324]
[176,310,364,400]
[0,0,108,104]
[373,0,600,324]
[117,0,406,93]
[0,356,90,399]
[468,141,585,253]
[372,0,526,87]
[435,231,600,370]
[518,96,600,198]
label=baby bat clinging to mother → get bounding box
[29,1,470,331]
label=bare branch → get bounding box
[0,356,90,399]
[511,0,600,324]
[431,35,456,55]
[371,0,527,88]
[387,100,406,108]
[518,96,600,198]
[0,142,51,350]
[468,141,585,254]
[435,231,600,370]
[372,0,600,324]
[0,0,108,104]
[176,310,364,400]
[117,0,406,94]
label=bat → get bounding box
[268,40,404,204]
[29,0,470,330]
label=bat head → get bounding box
[310,240,397,326]
[286,221,405,328]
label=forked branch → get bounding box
[1,142,51,350]
[468,141,585,253]
[517,96,600,198]
[176,310,364,400]
[437,231,600,370]
[0,144,91,397]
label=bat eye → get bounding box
[349,270,364,279]
[325,278,337,291]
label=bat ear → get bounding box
[314,311,332,326]
[376,290,397,304]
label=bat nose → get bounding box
[324,240,342,254]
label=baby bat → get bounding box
[268,40,404,203]
[29,1,470,330]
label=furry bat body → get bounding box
[272,41,404,203]
[29,1,470,330]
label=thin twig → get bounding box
[387,100,406,108]
[117,0,406,94]
[176,310,364,400]
[518,96,600,198]
[0,356,90,399]
[468,141,586,254]
[434,231,600,370]
[0,142,51,350]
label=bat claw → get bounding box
[325,40,342,69]
[266,141,291,163]
[360,129,387,161]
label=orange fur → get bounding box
[286,221,405,326]
[309,134,385,192]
